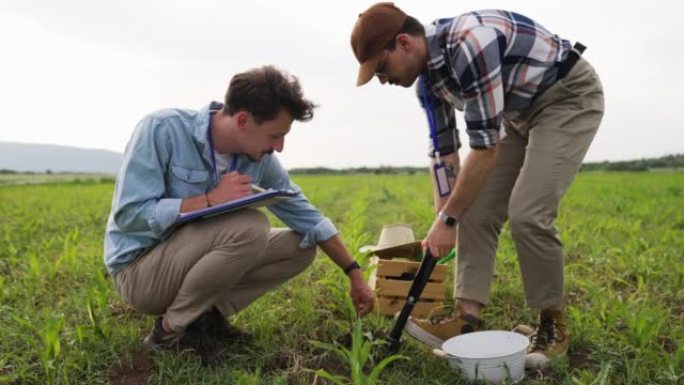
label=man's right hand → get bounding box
[207,172,252,204]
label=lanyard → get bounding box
[419,75,441,162]
[421,75,453,197]
[207,111,238,185]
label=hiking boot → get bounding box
[525,309,570,369]
[405,310,483,349]
[183,308,254,366]
[186,307,254,343]
[143,317,185,351]
[512,323,535,336]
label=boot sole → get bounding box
[405,319,445,349]
[143,335,163,352]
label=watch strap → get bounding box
[343,261,361,275]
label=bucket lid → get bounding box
[442,330,529,359]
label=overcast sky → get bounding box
[1,0,681,168]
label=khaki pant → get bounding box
[456,58,604,310]
[115,209,316,332]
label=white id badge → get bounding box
[433,162,452,197]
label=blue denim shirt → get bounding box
[104,102,337,275]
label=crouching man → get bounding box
[104,66,375,353]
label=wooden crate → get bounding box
[368,256,448,318]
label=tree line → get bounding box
[290,154,684,175]
[1,154,681,176]
[580,154,684,172]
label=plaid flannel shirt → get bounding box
[418,10,572,154]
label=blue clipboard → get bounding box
[175,189,298,225]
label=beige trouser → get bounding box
[455,58,605,310]
[115,209,316,332]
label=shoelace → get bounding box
[428,313,456,325]
[424,312,483,330]
[530,318,563,350]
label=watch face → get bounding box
[440,212,456,226]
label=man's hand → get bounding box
[423,219,458,259]
[208,171,252,204]
[348,270,375,317]
[316,235,375,317]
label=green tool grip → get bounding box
[437,249,456,264]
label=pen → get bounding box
[229,156,238,173]
[251,184,266,193]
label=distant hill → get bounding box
[0,142,123,174]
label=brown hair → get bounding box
[224,65,316,123]
[386,15,425,50]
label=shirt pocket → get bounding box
[170,165,209,184]
[168,165,210,198]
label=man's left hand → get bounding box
[348,271,375,317]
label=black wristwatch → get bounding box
[343,261,361,275]
[438,211,458,227]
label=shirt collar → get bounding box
[192,101,223,145]
[424,22,447,72]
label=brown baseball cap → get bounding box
[350,2,407,86]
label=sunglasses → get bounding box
[375,50,390,76]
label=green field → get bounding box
[1,172,683,384]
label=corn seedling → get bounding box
[310,317,407,385]
[37,314,65,385]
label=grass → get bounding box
[0,172,683,384]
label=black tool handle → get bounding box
[387,249,438,352]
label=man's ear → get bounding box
[235,111,250,131]
[397,34,411,51]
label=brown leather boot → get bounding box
[405,309,483,349]
[525,309,570,369]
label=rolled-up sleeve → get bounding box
[112,117,180,238]
[447,26,505,149]
[259,155,338,248]
[151,198,182,235]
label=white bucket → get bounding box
[441,330,529,384]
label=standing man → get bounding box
[104,65,375,353]
[350,3,604,368]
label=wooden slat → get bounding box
[375,297,445,318]
[370,256,448,282]
[374,278,446,301]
